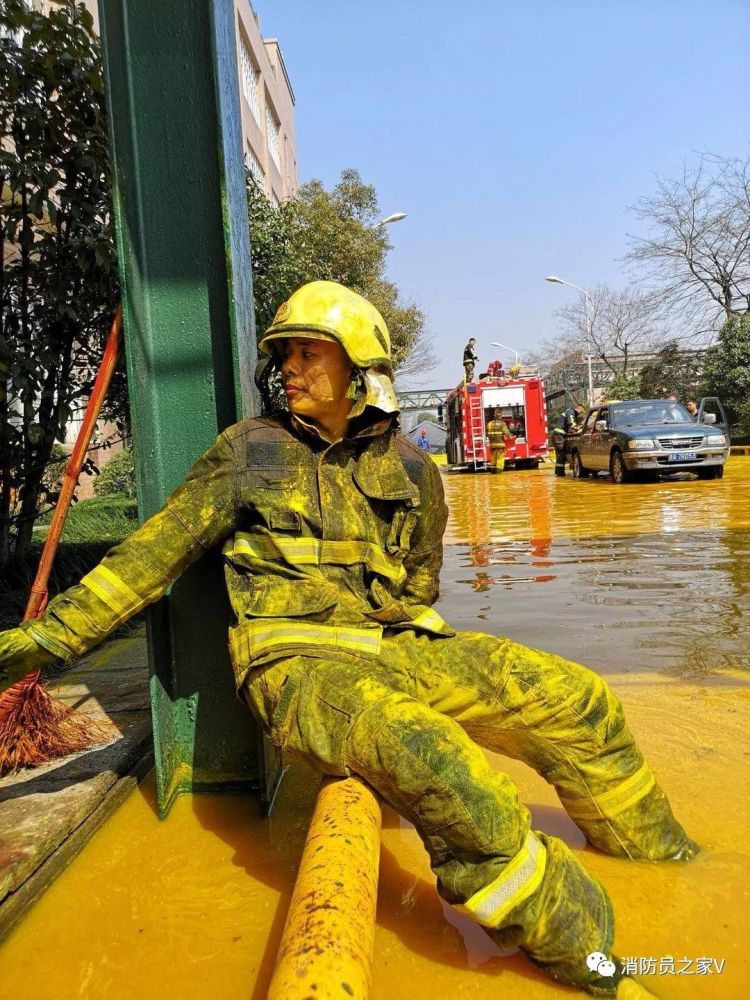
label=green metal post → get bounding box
[98,0,261,816]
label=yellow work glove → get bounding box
[0,627,58,696]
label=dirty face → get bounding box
[279,336,354,433]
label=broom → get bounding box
[0,308,123,775]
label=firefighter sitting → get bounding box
[486,408,512,471]
[0,281,693,999]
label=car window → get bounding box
[610,401,692,425]
[697,398,727,426]
[598,407,609,427]
[584,409,599,432]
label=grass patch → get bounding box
[2,495,140,631]
[36,494,139,542]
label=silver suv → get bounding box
[569,397,730,483]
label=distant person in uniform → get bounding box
[553,406,580,477]
[463,338,478,381]
[416,428,431,453]
[486,408,512,471]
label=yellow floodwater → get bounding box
[1,460,749,999]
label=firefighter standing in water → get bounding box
[553,406,582,476]
[1,281,693,998]
[486,407,512,471]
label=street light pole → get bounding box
[490,341,521,366]
[545,275,595,404]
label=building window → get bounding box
[266,106,281,171]
[270,190,280,209]
[239,35,260,123]
[245,144,265,187]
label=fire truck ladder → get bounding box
[465,390,487,470]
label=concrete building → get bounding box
[38,1,299,205]
[31,0,299,492]
[236,3,298,203]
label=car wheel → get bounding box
[696,466,723,480]
[571,451,589,478]
[609,449,632,484]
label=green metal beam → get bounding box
[98,0,261,817]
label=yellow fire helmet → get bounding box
[259,280,392,375]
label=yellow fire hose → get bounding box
[268,776,382,1000]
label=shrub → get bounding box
[93,446,136,499]
[1,495,139,630]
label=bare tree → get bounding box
[627,153,750,337]
[541,284,666,379]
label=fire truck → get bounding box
[445,367,549,471]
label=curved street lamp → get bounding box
[490,341,521,366]
[545,275,595,403]
[374,212,407,228]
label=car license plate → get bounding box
[667,451,698,462]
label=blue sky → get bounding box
[254,0,749,389]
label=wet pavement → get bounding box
[0,458,748,999]
[440,458,750,677]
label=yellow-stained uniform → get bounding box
[0,282,695,996]
[486,416,512,469]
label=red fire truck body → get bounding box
[445,373,549,470]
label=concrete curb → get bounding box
[0,630,152,941]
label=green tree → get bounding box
[0,0,119,567]
[636,342,704,401]
[92,446,136,499]
[608,373,643,400]
[703,314,750,436]
[247,169,433,380]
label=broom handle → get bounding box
[23,306,123,623]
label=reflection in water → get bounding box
[439,461,750,677]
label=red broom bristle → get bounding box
[0,676,116,776]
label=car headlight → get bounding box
[708,434,726,446]
[627,439,655,450]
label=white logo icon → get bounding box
[587,952,617,977]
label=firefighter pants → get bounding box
[552,430,568,476]
[554,441,567,476]
[489,445,505,470]
[243,629,692,994]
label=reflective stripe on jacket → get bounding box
[486,419,511,448]
[25,417,454,689]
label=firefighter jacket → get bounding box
[486,418,512,448]
[21,416,455,691]
[463,343,478,365]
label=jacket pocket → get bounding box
[353,467,421,558]
[243,578,339,619]
[385,508,420,556]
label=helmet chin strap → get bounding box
[346,369,365,401]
